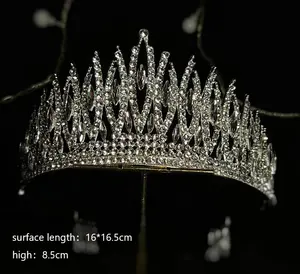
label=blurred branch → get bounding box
[196,3,300,118]
[0,0,74,105]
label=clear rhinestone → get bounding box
[78,122,86,143]
[229,111,239,136]
[216,142,224,160]
[87,85,94,111]
[125,111,132,133]
[172,124,180,143]
[271,154,277,175]
[65,95,73,121]
[56,135,64,153]
[147,113,154,133]
[136,64,146,90]
[194,126,202,145]
[187,88,193,115]
[139,29,149,39]
[99,121,107,141]
[112,79,119,105]
[162,80,169,107]
[267,144,277,174]
[210,98,218,124]
[47,107,56,131]
[90,127,99,141]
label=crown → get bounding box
[19,29,276,201]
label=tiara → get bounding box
[19,29,276,201]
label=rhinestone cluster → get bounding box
[19,29,276,200]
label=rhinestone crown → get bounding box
[20,29,276,201]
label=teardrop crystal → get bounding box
[90,126,99,141]
[136,64,146,90]
[229,110,239,136]
[216,142,224,160]
[267,144,277,174]
[172,124,180,143]
[87,85,95,111]
[162,80,169,107]
[99,121,107,141]
[125,112,132,133]
[65,95,73,121]
[194,126,202,145]
[249,114,255,137]
[112,79,120,105]
[210,98,218,124]
[147,113,155,133]
[78,122,86,143]
[47,107,56,131]
[187,88,193,115]
[267,143,273,162]
[271,154,277,175]
[55,135,64,153]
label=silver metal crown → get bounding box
[19,29,276,201]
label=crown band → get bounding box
[19,29,277,202]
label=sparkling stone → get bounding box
[87,85,94,111]
[125,111,132,133]
[139,29,149,39]
[147,113,154,133]
[194,126,202,145]
[65,95,73,121]
[229,110,239,136]
[55,135,64,153]
[112,79,119,105]
[172,124,180,143]
[78,122,86,143]
[271,155,277,175]
[246,132,251,149]
[267,143,273,162]
[210,98,218,124]
[47,107,56,131]
[216,142,224,160]
[136,64,146,90]
[99,121,107,141]
[90,127,98,141]
[162,80,169,107]
[267,144,277,174]
[187,88,193,115]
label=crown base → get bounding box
[22,153,274,200]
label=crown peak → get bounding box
[229,79,236,87]
[139,29,149,39]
